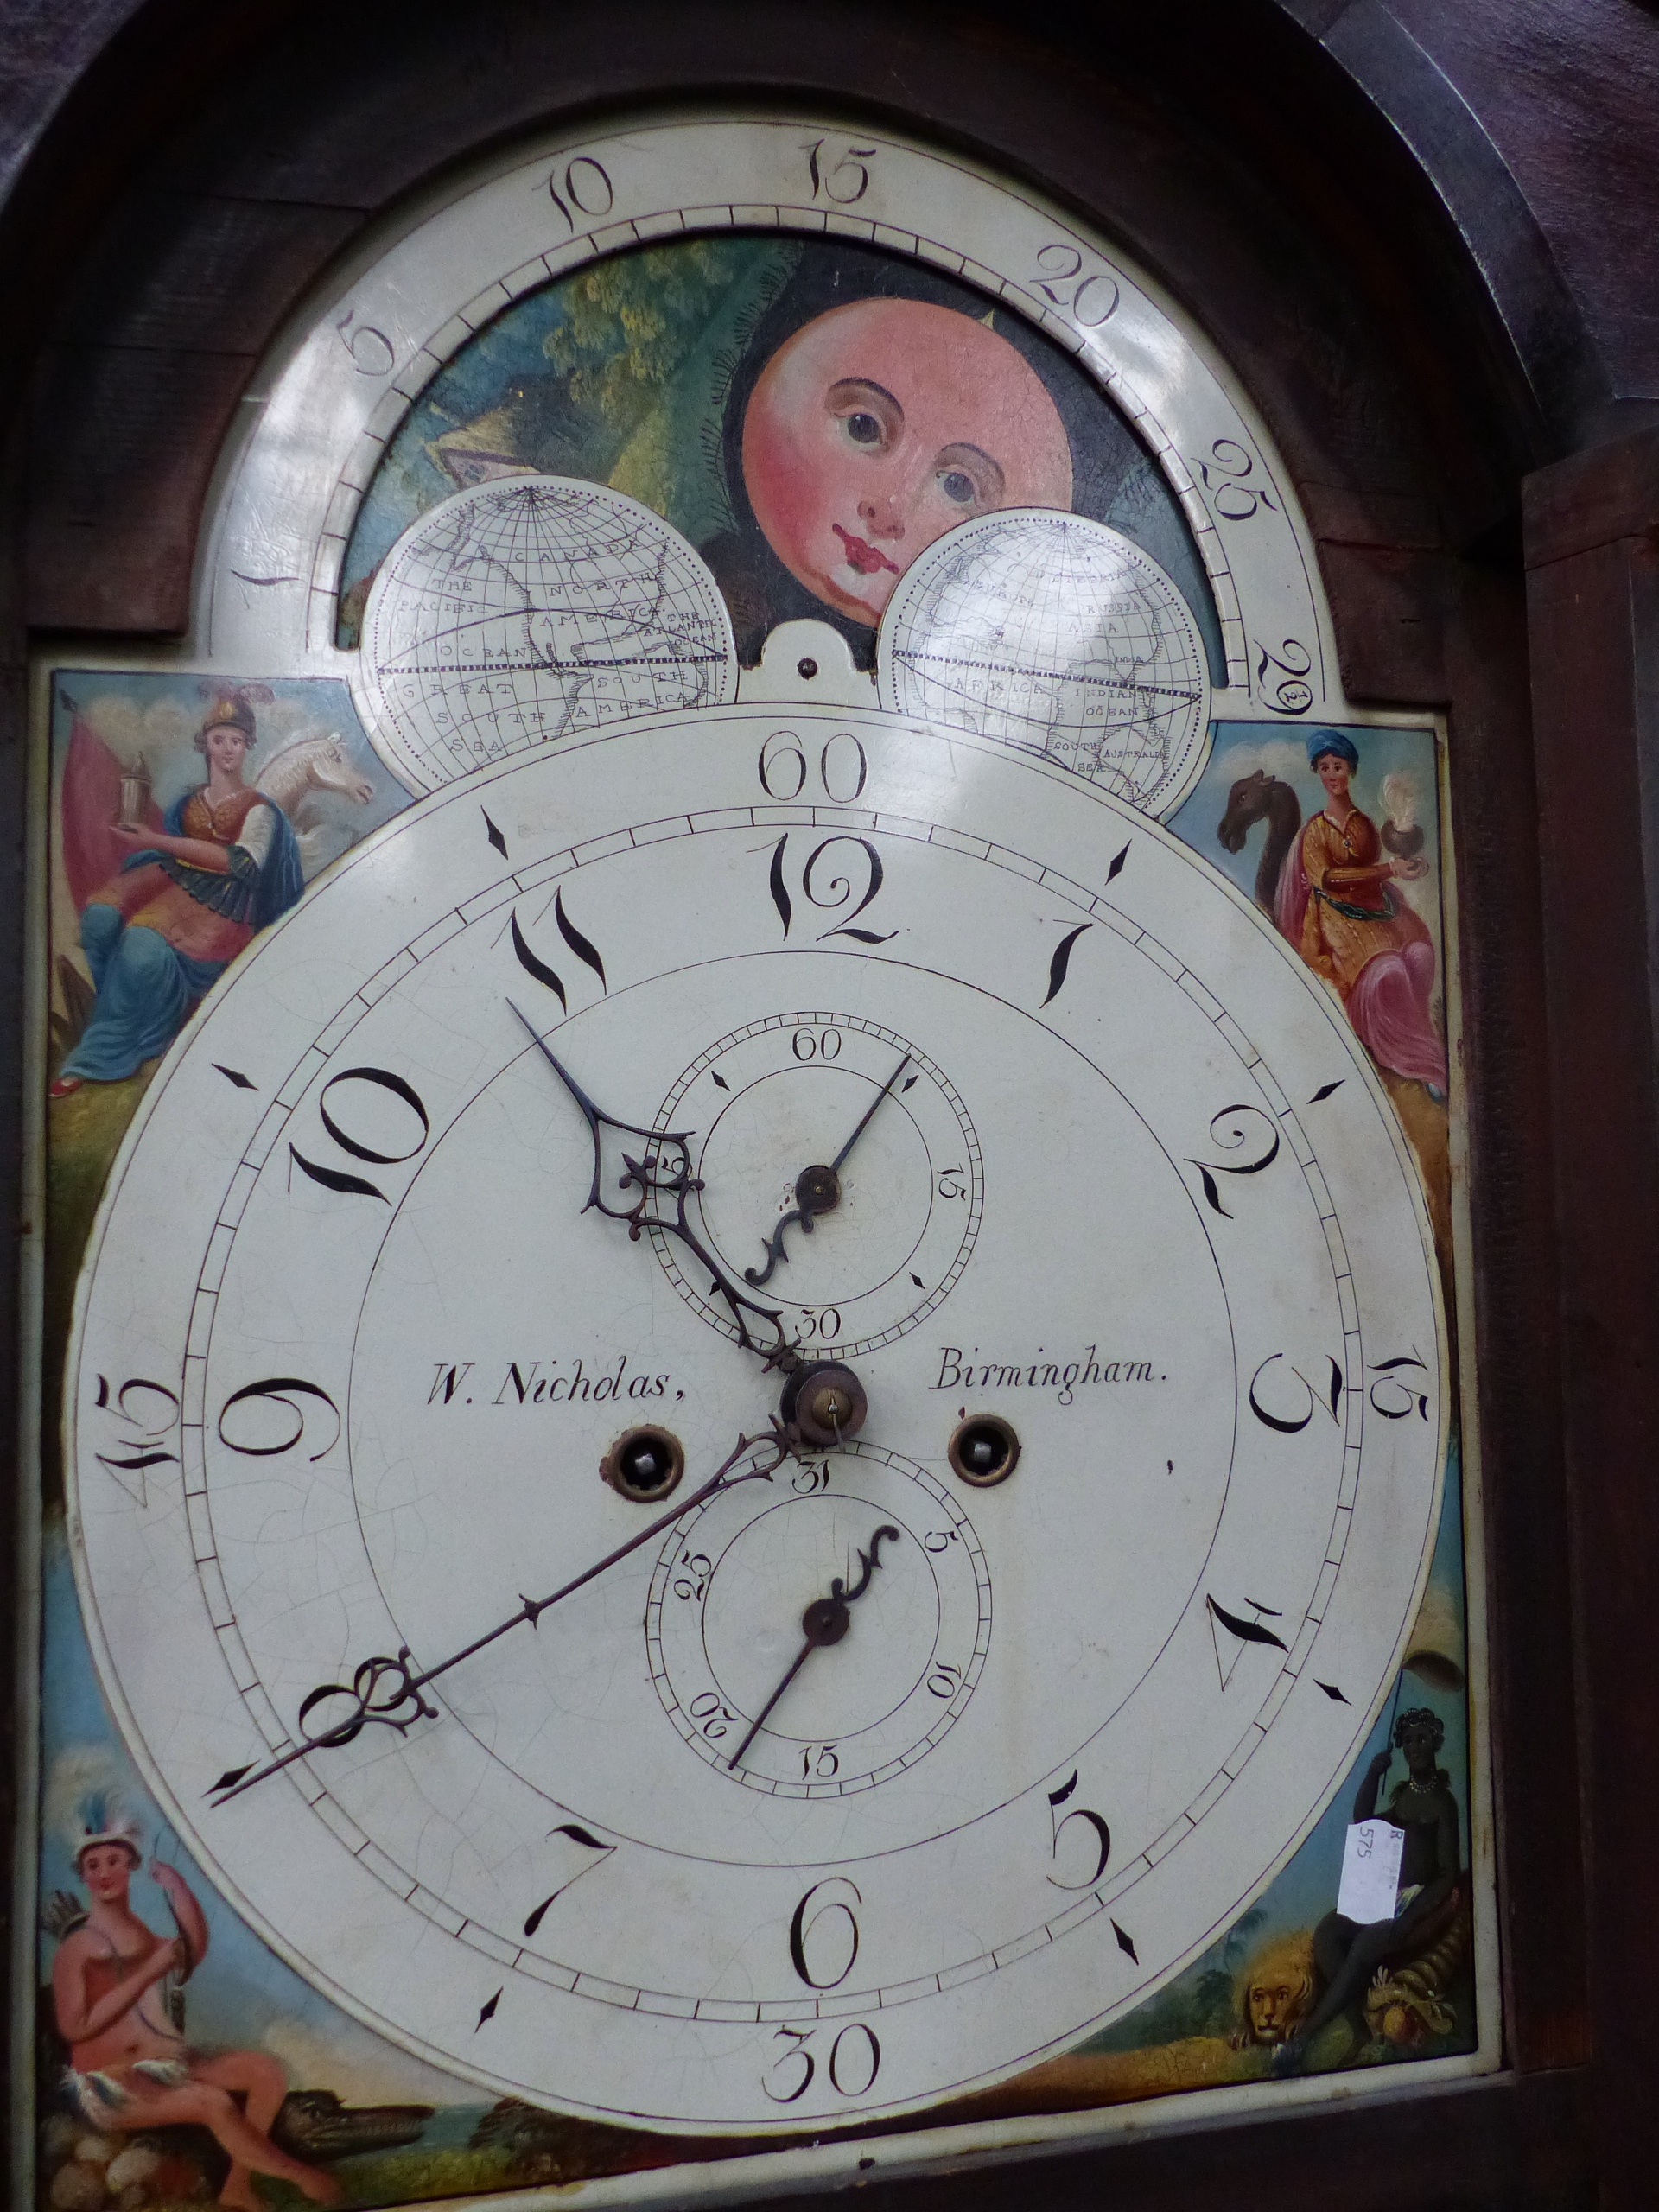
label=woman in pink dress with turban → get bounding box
[1277,729,1447,1098]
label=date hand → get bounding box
[510,1001,796,1370]
[745,1050,912,1287]
[727,1524,902,1770]
[208,1428,789,1805]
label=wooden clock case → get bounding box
[2,2,1656,2205]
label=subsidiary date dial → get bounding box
[648,1441,991,1796]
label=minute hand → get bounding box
[746,1050,912,1288]
[208,1428,786,1806]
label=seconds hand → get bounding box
[745,1048,912,1288]
[728,1524,902,1770]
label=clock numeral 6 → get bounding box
[1046,1770,1112,1891]
[789,1877,861,1989]
[758,727,868,803]
[763,2020,881,2104]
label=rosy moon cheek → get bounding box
[745,407,843,588]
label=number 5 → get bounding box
[1046,1770,1111,1890]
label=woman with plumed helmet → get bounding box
[51,684,303,1096]
[1276,728,1447,1097]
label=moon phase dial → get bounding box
[650,1014,982,1358]
[646,1443,991,1796]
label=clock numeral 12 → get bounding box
[766,834,896,945]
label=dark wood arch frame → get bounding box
[4,4,1655,2206]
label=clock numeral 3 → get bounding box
[1248,1351,1344,1434]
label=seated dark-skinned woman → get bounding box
[1274,1707,1459,2070]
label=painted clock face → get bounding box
[67,702,1443,2130]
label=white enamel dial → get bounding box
[67,702,1443,2131]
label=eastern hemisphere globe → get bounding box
[355,477,738,791]
[876,510,1212,817]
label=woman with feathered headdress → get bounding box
[48,1758,339,2207]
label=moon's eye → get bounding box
[939,468,977,504]
[845,411,882,445]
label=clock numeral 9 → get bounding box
[217,1376,342,1463]
[763,2020,881,2105]
[288,1066,430,1205]
[1046,1770,1112,1890]
[758,727,868,803]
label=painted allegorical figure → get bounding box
[48,1789,340,2209]
[1274,1707,1465,2072]
[1279,729,1447,1097]
[1219,728,1448,1100]
[52,688,374,1096]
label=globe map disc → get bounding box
[356,476,739,791]
[875,509,1212,817]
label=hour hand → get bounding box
[509,1000,698,1238]
[509,1002,794,1367]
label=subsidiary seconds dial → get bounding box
[652,1014,982,1357]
